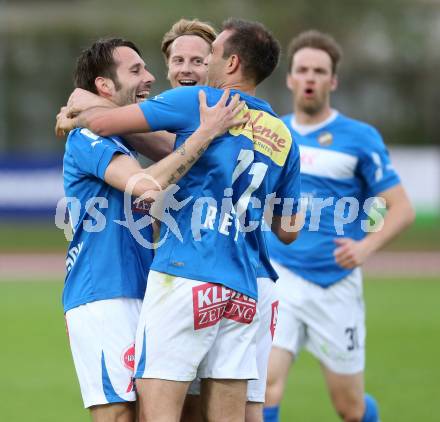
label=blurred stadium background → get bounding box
[0,0,439,421]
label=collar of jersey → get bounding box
[290,109,339,136]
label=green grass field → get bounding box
[1,278,439,421]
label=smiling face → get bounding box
[167,35,211,88]
[110,46,155,106]
[287,47,337,116]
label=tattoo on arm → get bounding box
[176,145,186,156]
[167,174,177,184]
[165,145,208,186]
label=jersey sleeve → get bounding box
[357,127,400,196]
[66,129,131,180]
[138,87,200,134]
[273,140,301,216]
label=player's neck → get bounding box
[221,81,256,96]
[294,105,333,125]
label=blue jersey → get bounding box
[139,86,300,299]
[266,112,400,287]
[62,128,153,312]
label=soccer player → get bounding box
[263,30,415,422]
[61,37,247,422]
[162,19,283,422]
[57,19,300,422]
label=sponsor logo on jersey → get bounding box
[318,131,333,146]
[192,283,257,330]
[230,107,292,166]
[270,300,279,339]
[121,343,135,371]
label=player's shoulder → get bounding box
[279,114,298,148]
[155,85,212,100]
[281,113,294,128]
[336,113,382,141]
[65,128,97,152]
[65,128,131,154]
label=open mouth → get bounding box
[178,79,197,86]
[135,90,150,101]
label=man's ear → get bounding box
[95,76,115,98]
[226,54,240,75]
[286,73,293,91]
[330,74,338,92]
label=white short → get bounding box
[272,262,365,374]
[65,298,142,408]
[187,277,278,402]
[135,270,259,381]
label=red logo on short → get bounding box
[270,301,279,340]
[192,283,256,330]
[126,378,134,393]
[132,199,151,215]
[122,344,135,371]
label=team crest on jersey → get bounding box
[229,107,292,166]
[318,132,333,146]
[192,283,257,330]
[121,343,135,371]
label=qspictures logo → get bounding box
[192,283,257,330]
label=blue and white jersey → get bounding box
[138,86,300,299]
[62,128,153,312]
[266,111,400,287]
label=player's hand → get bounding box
[198,89,249,139]
[333,237,371,269]
[55,106,76,138]
[66,88,114,118]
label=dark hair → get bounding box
[74,38,142,93]
[161,18,217,61]
[221,18,280,85]
[287,30,342,74]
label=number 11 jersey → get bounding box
[138,87,300,299]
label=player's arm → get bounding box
[60,88,176,161]
[270,214,300,244]
[104,90,248,201]
[264,193,301,244]
[334,184,415,268]
[75,103,149,137]
[123,131,175,162]
[267,138,302,244]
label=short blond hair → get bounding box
[161,18,217,61]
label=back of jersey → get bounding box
[62,129,154,312]
[139,86,300,299]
